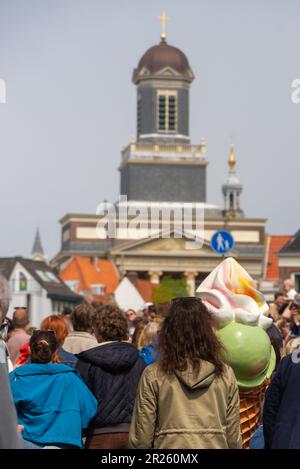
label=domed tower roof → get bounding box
[222,143,243,190]
[133,40,194,84]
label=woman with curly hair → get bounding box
[129,297,242,449]
[76,304,146,449]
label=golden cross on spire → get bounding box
[158,12,170,42]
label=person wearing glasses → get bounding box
[9,330,98,449]
[126,309,137,339]
[0,316,13,371]
[0,275,22,449]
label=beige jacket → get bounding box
[63,331,98,355]
[129,361,242,449]
[7,328,30,365]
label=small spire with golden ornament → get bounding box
[228,140,236,171]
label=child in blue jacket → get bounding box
[10,330,98,448]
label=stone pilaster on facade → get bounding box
[184,271,197,296]
[119,266,127,276]
[148,270,163,285]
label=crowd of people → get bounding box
[1,273,300,449]
[266,280,300,355]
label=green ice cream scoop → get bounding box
[217,321,276,389]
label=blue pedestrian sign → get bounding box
[210,230,234,255]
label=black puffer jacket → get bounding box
[76,342,146,430]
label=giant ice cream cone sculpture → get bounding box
[196,257,275,448]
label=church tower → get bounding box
[52,17,267,286]
[120,22,207,203]
[222,143,244,218]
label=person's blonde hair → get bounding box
[285,336,300,355]
[269,303,280,322]
[137,321,160,349]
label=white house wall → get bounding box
[114,277,145,312]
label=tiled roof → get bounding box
[0,258,16,279]
[134,279,153,303]
[59,256,120,301]
[265,236,292,280]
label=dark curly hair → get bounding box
[71,304,95,332]
[92,304,129,342]
[159,297,225,377]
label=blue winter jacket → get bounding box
[138,338,160,366]
[9,363,98,448]
[138,344,155,365]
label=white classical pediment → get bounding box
[110,229,218,256]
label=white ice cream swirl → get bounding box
[196,257,272,330]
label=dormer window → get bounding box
[91,284,105,295]
[64,280,79,293]
[157,90,177,132]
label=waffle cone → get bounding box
[239,382,267,449]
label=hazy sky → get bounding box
[0,0,299,259]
